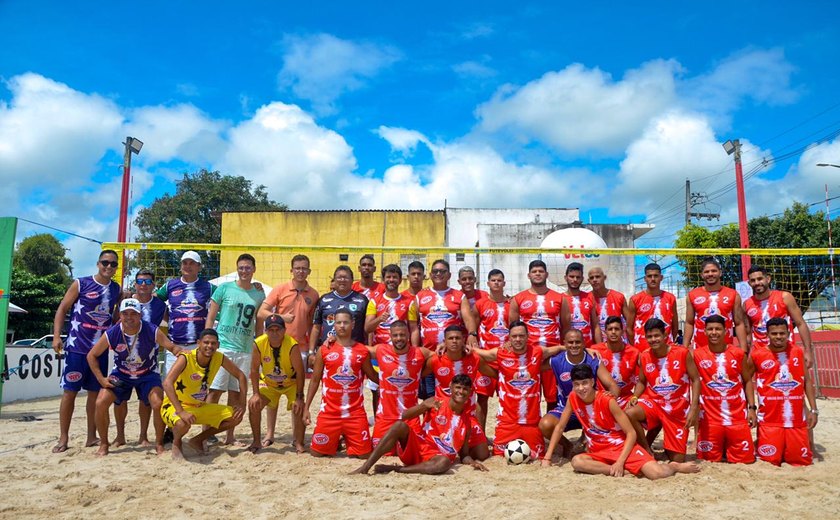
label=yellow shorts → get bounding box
[161,402,234,429]
[259,382,297,410]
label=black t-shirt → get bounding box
[312,290,369,344]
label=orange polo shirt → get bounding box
[264,281,319,345]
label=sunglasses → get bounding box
[431,269,448,275]
[100,261,118,268]
[135,279,154,285]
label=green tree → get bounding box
[675,202,837,311]
[7,270,65,339]
[134,169,286,278]
[13,233,73,285]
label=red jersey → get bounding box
[688,286,738,348]
[751,343,808,428]
[591,342,639,407]
[514,289,564,347]
[429,352,479,415]
[416,288,465,349]
[375,344,426,421]
[569,391,626,451]
[562,291,595,346]
[465,289,489,307]
[418,398,470,461]
[475,298,510,349]
[593,289,626,336]
[352,281,385,300]
[630,290,677,350]
[640,345,691,416]
[694,345,748,426]
[496,346,543,426]
[744,290,793,349]
[319,342,370,418]
[367,292,417,345]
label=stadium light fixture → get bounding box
[722,140,736,155]
[128,137,143,154]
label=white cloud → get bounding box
[278,33,401,115]
[375,126,429,155]
[453,59,497,79]
[125,104,227,164]
[476,60,680,154]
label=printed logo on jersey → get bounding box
[476,375,492,388]
[693,296,707,305]
[482,309,495,318]
[65,371,83,383]
[384,367,414,389]
[639,303,652,313]
[760,360,775,370]
[651,373,681,396]
[171,289,183,297]
[757,444,777,457]
[427,311,454,323]
[349,304,358,312]
[190,373,202,381]
[509,366,536,390]
[85,291,101,299]
[698,359,714,370]
[436,367,451,377]
[114,343,127,353]
[559,372,572,382]
[330,364,358,387]
[86,303,113,326]
[420,296,433,305]
[768,371,800,394]
[520,300,534,310]
[432,434,457,455]
[313,433,330,445]
[381,355,395,364]
[175,297,204,315]
[325,352,340,362]
[747,307,759,317]
[645,363,656,373]
[501,359,516,368]
[435,415,447,425]
[707,374,737,394]
[263,356,272,363]
[696,440,714,453]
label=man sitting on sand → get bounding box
[161,329,247,459]
[350,374,488,475]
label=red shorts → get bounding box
[756,424,812,466]
[468,416,488,449]
[492,421,545,459]
[637,398,688,454]
[372,416,420,455]
[697,421,755,463]
[397,427,451,466]
[584,444,655,476]
[542,368,557,403]
[474,373,497,397]
[311,411,372,456]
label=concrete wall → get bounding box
[220,211,445,292]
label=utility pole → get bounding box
[685,179,720,225]
[723,139,751,279]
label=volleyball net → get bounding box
[103,242,838,328]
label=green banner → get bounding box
[0,217,18,409]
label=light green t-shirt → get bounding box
[211,281,266,353]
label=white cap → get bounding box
[181,251,201,264]
[119,298,141,314]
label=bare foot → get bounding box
[112,438,126,448]
[261,438,275,448]
[171,442,186,460]
[85,437,100,448]
[247,443,261,454]
[294,442,305,454]
[670,461,701,474]
[156,444,166,456]
[96,443,109,457]
[373,464,400,474]
[138,438,152,447]
[52,443,69,454]
[224,439,248,448]
[187,437,208,455]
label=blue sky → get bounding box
[2,1,840,269]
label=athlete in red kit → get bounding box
[626,263,678,351]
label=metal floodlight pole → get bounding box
[117,136,142,281]
[724,139,750,280]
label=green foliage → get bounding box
[13,233,73,285]
[7,269,65,339]
[675,202,838,311]
[134,169,286,278]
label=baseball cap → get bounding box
[265,315,286,329]
[119,298,141,314]
[181,251,201,264]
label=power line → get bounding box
[14,217,103,244]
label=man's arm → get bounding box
[249,345,262,396]
[560,298,570,337]
[205,299,220,329]
[733,294,748,352]
[220,354,248,420]
[52,280,79,354]
[290,344,306,416]
[541,345,566,359]
[155,329,182,356]
[596,363,620,398]
[542,404,573,466]
[361,354,379,385]
[804,356,819,430]
[508,297,520,324]
[477,354,498,379]
[683,296,695,349]
[685,351,701,429]
[669,297,680,343]
[741,354,757,428]
[461,298,479,349]
[86,334,113,389]
[784,291,813,367]
[303,352,325,426]
[624,296,637,344]
[402,397,438,420]
[409,319,421,348]
[591,305,603,344]
[628,364,647,407]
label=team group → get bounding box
[50,249,819,477]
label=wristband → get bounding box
[747,405,758,411]
[469,332,478,337]
[810,409,819,415]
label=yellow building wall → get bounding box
[220,211,445,293]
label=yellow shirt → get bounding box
[164,350,224,407]
[255,333,298,389]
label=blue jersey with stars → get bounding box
[105,322,160,378]
[138,296,166,327]
[550,351,602,412]
[65,276,121,355]
[157,277,214,345]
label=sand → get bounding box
[0,392,837,520]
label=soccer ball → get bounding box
[503,439,532,464]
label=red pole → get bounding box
[733,140,751,280]
[117,138,132,279]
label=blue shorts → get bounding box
[107,371,162,406]
[61,352,107,392]
[548,405,583,431]
[418,374,436,400]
